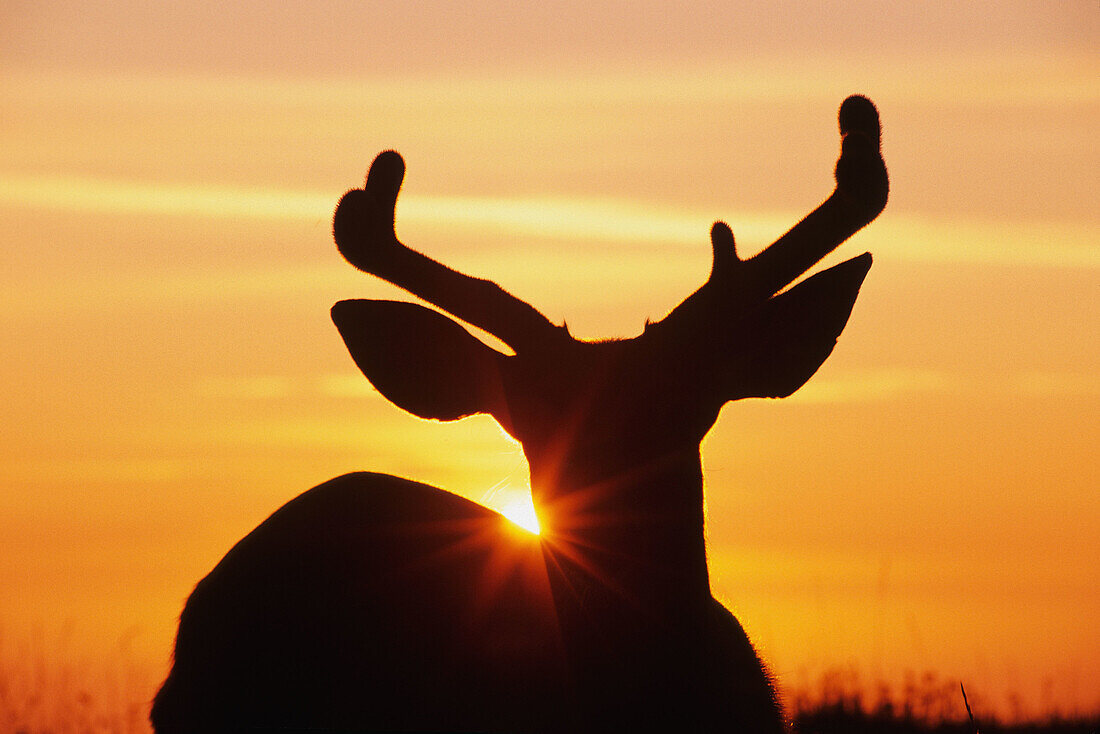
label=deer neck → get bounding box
[529,444,712,616]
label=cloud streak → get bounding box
[3,172,1096,270]
[190,368,1099,410]
[793,368,1100,404]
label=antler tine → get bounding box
[655,96,887,334]
[334,151,561,352]
[742,95,888,298]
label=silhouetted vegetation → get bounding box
[794,704,1098,734]
[788,670,1098,734]
[1,652,1097,734]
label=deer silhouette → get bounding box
[151,95,888,733]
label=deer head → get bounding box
[331,96,886,548]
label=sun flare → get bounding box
[499,493,541,534]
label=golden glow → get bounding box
[484,485,541,535]
[1,2,1097,724]
[500,494,541,535]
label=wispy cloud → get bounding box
[193,375,298,400]
[0,172,334,222]
[192,374,381,400]
[5,55,1095,108]
[864,215,1100,270]
[0,171,736,245]
[2,172,1096,269]
[792,368,1100,404]
[190,368,1097,410]
[1,457,186,484]
[314,374,379,398]
[791,368,957,404]
[1006,370,1100,398]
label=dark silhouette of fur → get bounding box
[152,95,888,733]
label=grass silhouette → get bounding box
[786,669,1098,734]
[0,646,1096,734]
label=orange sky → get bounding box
[1,1,1097,726]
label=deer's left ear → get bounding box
[725,253,872,400]
[332,299,509,422]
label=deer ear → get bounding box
[727,253,872,400]
[332,299,508,421]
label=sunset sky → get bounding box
[1,1,1097,725]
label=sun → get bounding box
[499,492,541,534]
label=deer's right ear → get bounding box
[725,253,872,400]
[332,299,509,423]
